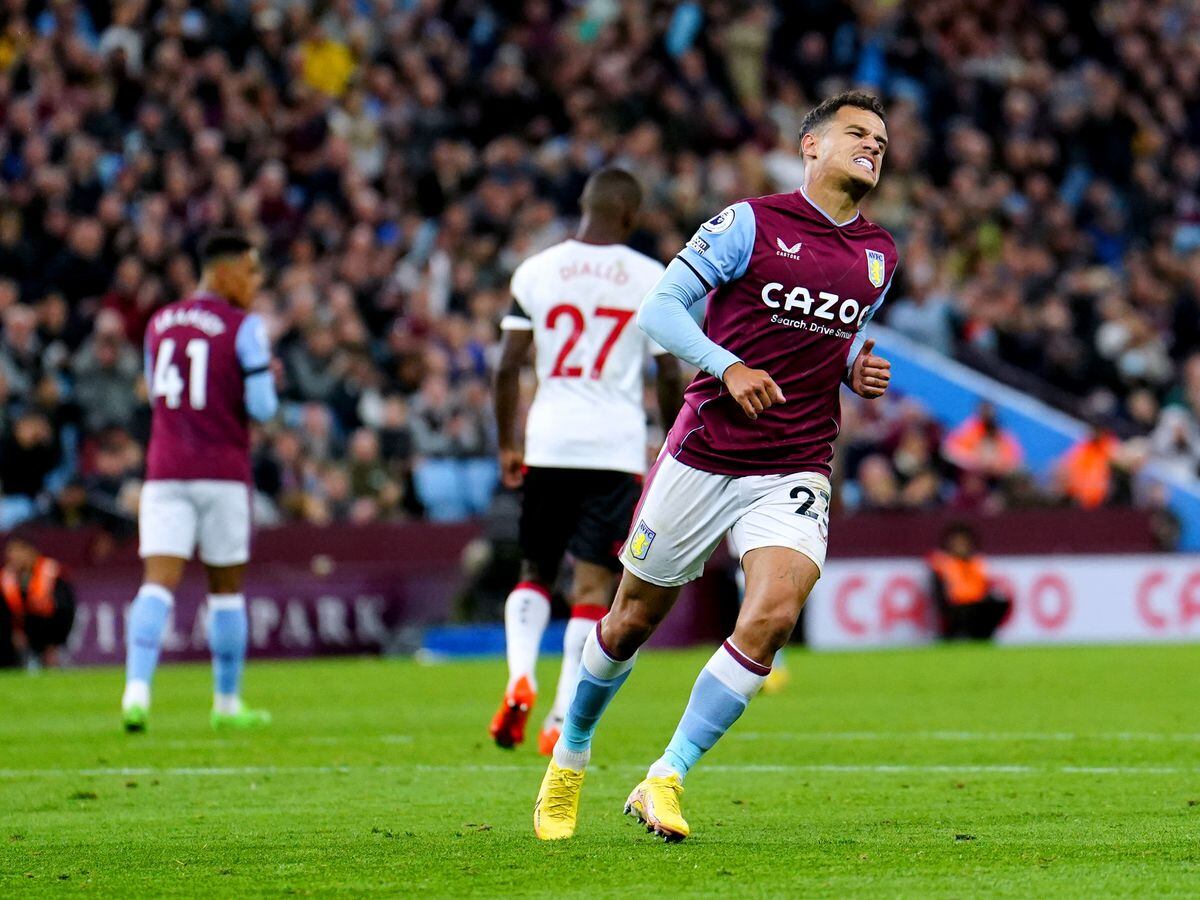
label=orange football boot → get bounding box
[489,676,536,748]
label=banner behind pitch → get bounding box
[807,554,1200,649]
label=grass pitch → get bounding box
[2,643,1199,897]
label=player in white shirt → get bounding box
[490,168,683,753]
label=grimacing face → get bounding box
[804,105,888,191]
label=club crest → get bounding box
[629,520,656,560]
[866,249,886,288]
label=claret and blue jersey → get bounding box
[639,188,898,477]
[144,294,278,484]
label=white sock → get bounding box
[122,679,150,711]
[213,693,243,715]
[504,582,551,693]
[548,610,602,724]
[552,740,590,772]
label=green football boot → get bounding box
[210,707,272,730]
[122,704,149,733]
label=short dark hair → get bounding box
[200,230,254,265]
[799,91,886,141]
[580,167,643,217]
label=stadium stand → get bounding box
[0,0,1196,532]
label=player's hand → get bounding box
[499,448,525,488]
[269,358,284,386]
[722,362,785,420]
[850,340,891,399]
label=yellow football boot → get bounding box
[533,760,585,840]
[762,664,791,695]
[624,774,689,842]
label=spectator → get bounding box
[0,410,60,527]
[928,523,1011,642]
[72,310,142,434]
[941,403,1025,482]
[0,532,76,668]
[1056,427,1128,509]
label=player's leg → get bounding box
[629,472,829,841]
[734,565,789,693]
[492,557,558,747]
[539,470,637,753]
[630,547,819,842]
[196,481,267,729]
[123,480,195,731]
[492,468,573,747]
[535,455,735,839]
[539,560,613,753]
[535,569,680,840]
[202,562,267,728]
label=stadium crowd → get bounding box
[0,0,1196,534]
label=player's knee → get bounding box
[737,606,799,655]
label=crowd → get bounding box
[0,0,1196,535]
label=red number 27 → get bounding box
[546,304,635,379]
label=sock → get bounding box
[123,584,173,710]
[553,622,636,770]
[503,581,551,693]
[648,639,769,781]
[207,594,247,712]
[547,604,607,725]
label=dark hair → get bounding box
[200,230,254,264]
[580,167,643,216]
[940,521,978,550]
[799,91,886,141]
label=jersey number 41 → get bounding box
[151,337,210,410]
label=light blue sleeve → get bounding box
[845,274,895,376]
[235,314,278,422]
[637,258,742,380]
[675,201,756,290]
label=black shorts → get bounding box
[519,467,643,577]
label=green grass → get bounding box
[2,644,1200,897]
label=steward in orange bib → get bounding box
[0,532,76,668]
[927,523,1011,641]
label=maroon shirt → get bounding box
[145,294,252,483]
[667,190,899,476]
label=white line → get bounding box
[733,731,1200,743]
[2,762,1199,779]
[157,735,414,749]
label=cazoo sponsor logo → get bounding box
[760,282,872,338]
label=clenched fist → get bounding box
[722,362,786,420]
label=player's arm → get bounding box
[495,298,534,489]
[236,314,279,422]
[845,277,894,400]
[638,203,784,420]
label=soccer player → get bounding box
[490,168,683,754]
[120,231,278,732]
[533,92,897,840]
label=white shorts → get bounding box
[139,480,252,567]
[620,454,831,588]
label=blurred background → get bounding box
[0,0,1198,665]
